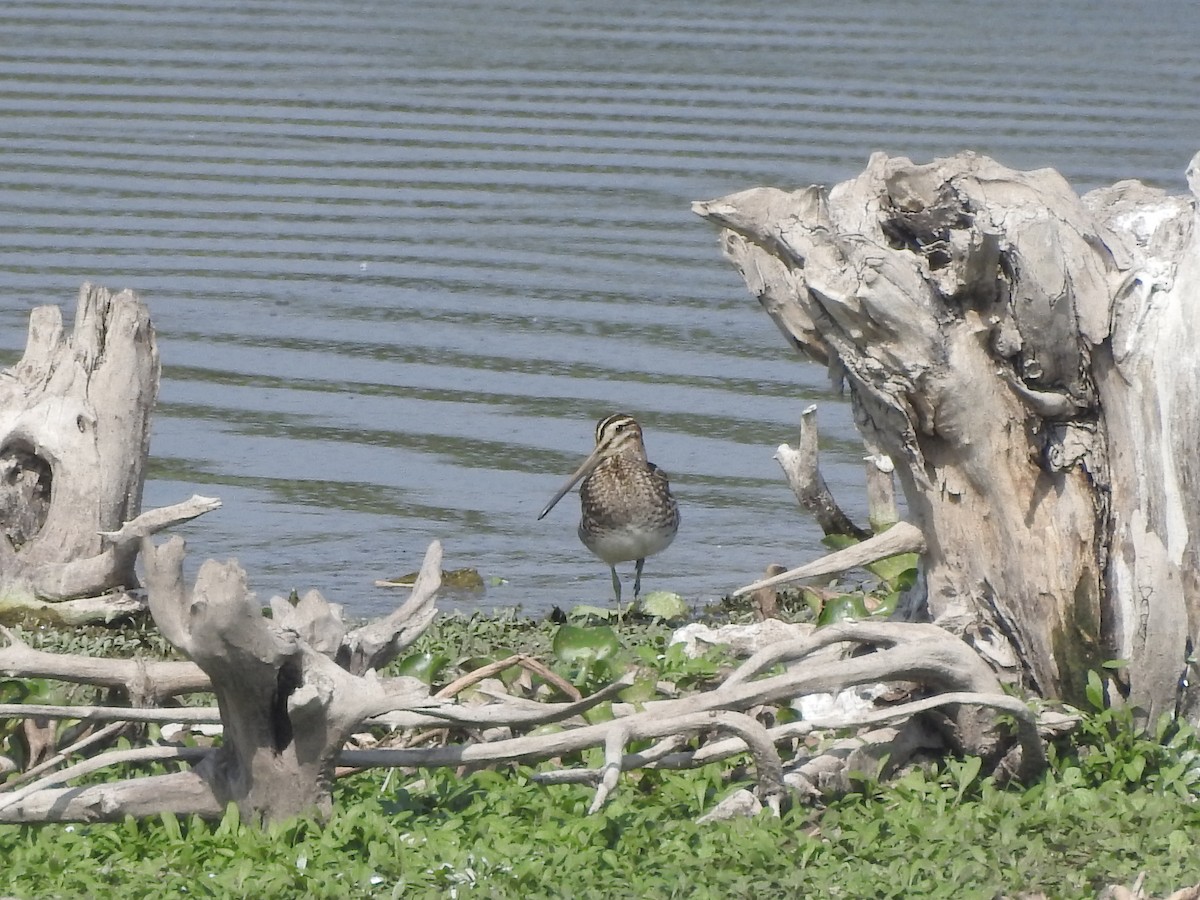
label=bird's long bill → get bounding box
[537,446,605,520]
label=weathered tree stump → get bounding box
[0,538,444,825]
[695,150,1200,720]
[0,284,216,624]
[139,536,442,824]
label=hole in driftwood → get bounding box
[0,441,53,551]
[270,656,304,753]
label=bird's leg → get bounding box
[609,566,628,624]
[634,558,645,600]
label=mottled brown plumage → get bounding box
[538,413,679,602]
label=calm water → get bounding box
[1,0,1197,616]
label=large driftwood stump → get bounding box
[0,539,444,825]
[139,536,442,824]
[696,150,1200,720]
[0,285,217,624]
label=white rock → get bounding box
[697,788,762,823]
[670,619,815,658]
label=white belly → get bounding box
[580,521,676,565]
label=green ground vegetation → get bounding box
[2,607,1200,899]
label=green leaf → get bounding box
[638,591,688,621]
[551,624,620,665]
[952,755,983,805]
[582,702,615,724]
[1124,754,1146,783]
[870,591,899,617]
[817,594,869,626]
[394,652,451,685]
[865,552,919,589]
[1085,669,1106,711]
[617,676,658,704]
[820,533,860,551]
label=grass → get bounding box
[2,735,1198,899]
[3,610,1200,898]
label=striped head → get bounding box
[592,413,647,462]
[537,413,651,520]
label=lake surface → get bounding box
[1,0,1197,618]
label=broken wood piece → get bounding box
[864,454,899,533]
[750,564,786,620]
[0,703,220,725]
[733,520,925,596]
[340,539,443,675]
[133,536,448,824]
[0,625,209,701]
[435,654,582,702]
[0,590,148,627]
[775,405,869,539]
[588,725,628,813]
[0,746,214,820]
[97,495,222,547]
[0,720,128,795]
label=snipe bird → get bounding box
[538,413,679,603]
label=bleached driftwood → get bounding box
[734,521,926,597]
[775,404,869,539]
[0,285,219,623]
[140,536,445,823]
[0,538,448,824]
[0,625,209,701]
[0,531,1042,824]
[696,150,1200,720]
[345,619,1045,812]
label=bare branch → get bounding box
[1,721,128,793]
[864,454,899,533]
[0,704,220,725]
[0,625,209,700]
[775,405,869,539]
[733,521,925,597]
[0,758,218,824]
[98,495,222,547]
[435,654,581,702]
[0,746,210,815]
[341,541,443,675]
[588,725,628,813]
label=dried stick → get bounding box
[1,721,128,793]
[0,625,209,700]
[652,722,816,770]
[775,405,869,539]
[532,735,693,784]
[340,541,443,675]
[799,689,1045,777]
[435,654,581,702]
[732,521,925,597]
[864,454,899,532]
[0,745,209,812]
[98,495,222,547]
[721,620,957,689]
[369,673,634,730]
[0,704,220,725]
[588,725,629,813]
